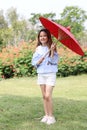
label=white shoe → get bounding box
[40,115,49,123]
[46,116,56,125]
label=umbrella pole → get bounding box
[43,49,51,58]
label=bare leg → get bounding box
[40,84,48,116]
[45,85,53,116]
[40,85,54,116]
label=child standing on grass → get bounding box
[32,28,59,125]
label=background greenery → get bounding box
[0,6,87,48]
[0,43,87,79]
[0,6,87,79]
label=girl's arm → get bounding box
[32,52,45,68]
[36,57,45,65]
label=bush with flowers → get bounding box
[0,41,36,79]
[0,41,87,79]
[57,51,87,77]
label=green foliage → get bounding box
[0,59,15,79]
[0,7,33,47]
[13,51,37,77]
[0,7,87,48]
[26,30,37,41]
[6,7,18,26]
[57,6,87,39]
[0,10,8,29]
[57,51,87,77]
[0,50,87,79]
[0,60,3,79]
[29,13,56,25]
[0,38,3,50]
[2,65,15,78]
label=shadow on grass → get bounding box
[0,95,87,130]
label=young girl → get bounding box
[32,28,59,125]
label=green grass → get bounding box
[0,74,87,130]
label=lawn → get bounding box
[0,74,87,130]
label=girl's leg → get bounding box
[45,85,53,116]
[45,86,56,125]
[40,85,56,124]
[40,85,54,116]
[40,84,48,116]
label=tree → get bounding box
[6,7,19,26]
[6,7,32,44]
[57,6,87,38]
[0,10,8,48]
[0,10,8,29]
[29,13,56,28]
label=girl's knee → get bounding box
[42,95,45,99]
[42,94,51,101]
[45,95,51,101]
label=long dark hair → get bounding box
[36,28,52,49]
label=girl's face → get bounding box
[39,31,48,46]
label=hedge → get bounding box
[0,50,87,79]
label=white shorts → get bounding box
[37,73,56,86]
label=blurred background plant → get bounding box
[0,6,87,79]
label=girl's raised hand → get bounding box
[51,43,56,51]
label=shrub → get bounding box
[13,51,37,77]
[57,51,87,77]
[2,65,15,78]
[0,41,87,78]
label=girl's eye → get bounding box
[40,35,47,37]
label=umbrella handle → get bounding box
[43,43,56,58]
[43,49,51,58]
[36,49,51,65]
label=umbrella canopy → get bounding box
[39,17,84,56]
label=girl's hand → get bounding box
[50,43,56,57]
[51,43,56,51]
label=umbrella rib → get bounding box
[58,35,70,41]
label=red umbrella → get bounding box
[39,17,84,56]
